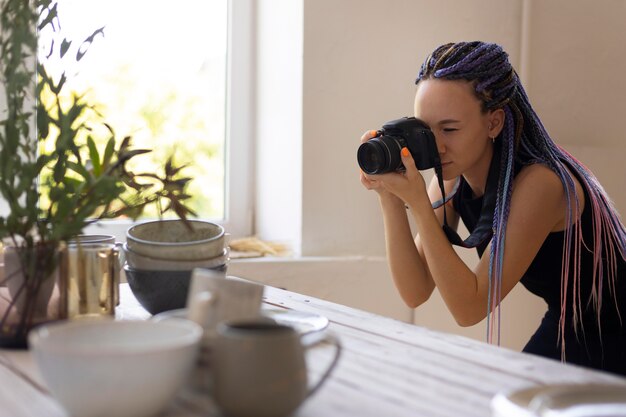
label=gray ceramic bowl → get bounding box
[125,264,228,315]
[123,243,230,271]
[126,219,225,261]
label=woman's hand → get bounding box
[360,134,428,207]
[359,130,395,197]
[379,147,429,208]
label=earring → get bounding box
[490,136,495,143]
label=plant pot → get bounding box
[0,243,69,349]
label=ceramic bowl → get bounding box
[126,219,225,261]
[123,243,230,271]
[124,264,227,315]
[28,319,202,417]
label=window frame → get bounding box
[84,0,255,241]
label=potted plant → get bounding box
[0,0,195,347]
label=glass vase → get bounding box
[0,243,68,348]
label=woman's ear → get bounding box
[487,108,505,138]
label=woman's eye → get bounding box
[442,128,458,133]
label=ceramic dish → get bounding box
[123,243,229,271]
[154,307,330,335]
[491,384,626,417]
[29,319,202,417]
[126,219,225,261]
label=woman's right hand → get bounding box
[359,130,402,204]
[359,130,385,193]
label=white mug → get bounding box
[182,269,265,392]
[185,269,264,337]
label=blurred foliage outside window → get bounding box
[39,0,228,219]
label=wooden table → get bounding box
[1,282,625,417]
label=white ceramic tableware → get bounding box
[29,319,202,417]
[159,271,264,393]
[185,270,264,337]
[126,219,225,261]
[491,384,626,417]
[123,243,229,271]
[155,306,330,335]
[213,319,342,417]
[124,265,228,315]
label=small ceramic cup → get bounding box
[181,270,265,392]
[185,270,265,337]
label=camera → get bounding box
[357,117,440,174]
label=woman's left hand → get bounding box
[369,147,429,207]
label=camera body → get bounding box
[357,117,440,174]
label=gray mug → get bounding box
[213,319,341,417]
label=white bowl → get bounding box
[126,219,226,261]
[123,243,230,271]
[29,319,202,417]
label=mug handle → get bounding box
[112,243,124,306]
[301,331,342,399]
[114,242,125,267]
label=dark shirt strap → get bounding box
[435,141,501,249]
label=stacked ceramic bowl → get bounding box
[124,219,229,315]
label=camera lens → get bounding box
[357,137,402,174]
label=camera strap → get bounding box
[435,141,501,249]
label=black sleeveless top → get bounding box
[452,172,626,375]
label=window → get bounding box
[42,0,253,239]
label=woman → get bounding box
[360,41,626,375]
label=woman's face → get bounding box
[414,79,495,182]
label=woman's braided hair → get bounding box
[416,41,626,357]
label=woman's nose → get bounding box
[435,136,446,154]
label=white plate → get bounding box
[154,307,329,335]
[492,384,626,417]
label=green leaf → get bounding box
[63,177,82,193]
[37,2,58,31]
[66,160,91,180]
[37,103,50,139]
[48,186,65,202]
[60,38,71,58]
[76,26,105,61]
[87,136,101,176]
[102,137,115,169]
[50,72,67,95]
[52,155,67,183]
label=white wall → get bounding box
[525,0,626,214]
[239,0,626,352]
[254,0,304,254]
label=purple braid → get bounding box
[416,41,626,357]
